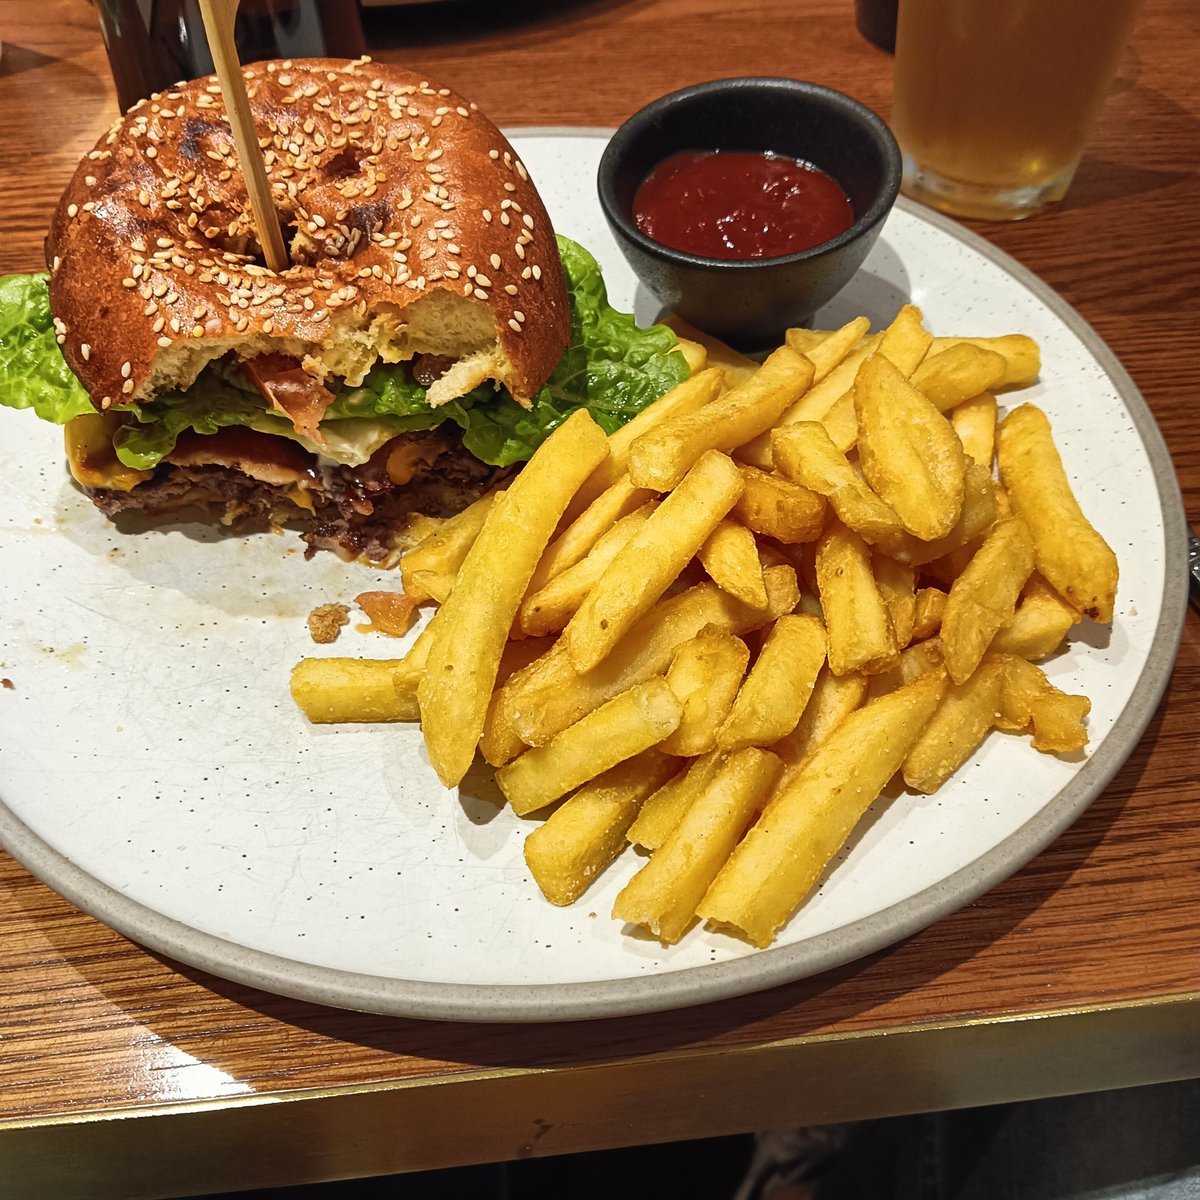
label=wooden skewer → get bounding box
[196,0,290,273]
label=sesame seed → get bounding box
[120,361,132,378]
[80,344,91,360]
[158,336,172,347]
[122,379,135,393]
[507,318,522,333]
[489,253,501,269]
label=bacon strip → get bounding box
[242,353,335,444]
[165,427,313,485]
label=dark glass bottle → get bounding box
[97,0,367,112]
[855,0,898,52]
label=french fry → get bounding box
[911,586,948,642]
[876,304,935,375]
[732,465,827,544]
[818,305,934,451]
[418,410,611,787]
[661,629,750,757]
[497,635,557,687]
[628,345,815,490]
[815,522,899,676]
[627,752,722,850]
[769,666,868,770]
[887,463,998,567]
[868,637,946,699]
[399,491,499,603]
[996,654,1090,753]
[902,654,1006,793]
[928,335,1040,389]
[873,554,916,649]
[565,451,744,672]
[738,334,885,468]
[771,422,908,554]
[526,474,654,598]
[698,669,947,947]
[518,503,655,638]
[523,752,678,905]
[951,392,998,468]
[484,566,800,761]
[717,614,827,750]
[613,747,784,943]
[697,518,769,609]
[290,657,418,723]
[496,677,683,816]
[991,573,1080,661]
[996,403,1119,622]
[786,316,872,382]
[389,606,444,715]
[855,353,968,541]
[558,368,725,528]
[921,537,985,592]
[994,481,1013,520]
[661,314,760,385]
[910,344,1007,412]
[673,338,708,375]
[940,516,1036,684]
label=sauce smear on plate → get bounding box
[633,150,854,260]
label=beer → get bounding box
[890,0,1140,220]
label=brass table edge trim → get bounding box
[6,989,1197,1132]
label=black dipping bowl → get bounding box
[598,78,901,350]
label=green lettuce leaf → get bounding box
[0,273,94,424]
[0,237,690,470]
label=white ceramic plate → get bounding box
[0,131,1187,1021]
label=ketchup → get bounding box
[633,150,854,260]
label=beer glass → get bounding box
[890,0,1140,220]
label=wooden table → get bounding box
[2,1,1197,1196]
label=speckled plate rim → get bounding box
[0,130,1189,1023]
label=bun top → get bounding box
[45,58,571,413]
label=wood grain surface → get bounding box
[1,0,1197,1195]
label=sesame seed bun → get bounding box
[45,57,570,412]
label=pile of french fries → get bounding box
[291,305,1119,949]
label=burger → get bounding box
[0,58,688,562]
